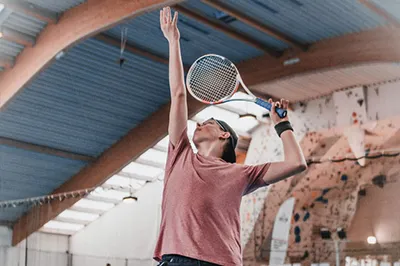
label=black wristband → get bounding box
[274,121,293,137]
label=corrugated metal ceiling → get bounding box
[105,9,264,66]
[370,0,400,21]
[3,11,46,38]
[25,0,86,13]
[0,145,86,222]
[0,0,398,226]
[0,37,170,157]
[204,0,388,43]
[0,0,87,73]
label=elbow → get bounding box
[291,161,307,174]
[296,162,308,173]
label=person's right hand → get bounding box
[160,6,180,43]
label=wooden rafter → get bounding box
[3,0,186,246]
[0,137,95,162]
[173,5,282,57]
[0,0,185,111]
[94,34,169,66]
[6,0,400,248]
[93,34,190,72]
[201,0,308,51]
[236,27,400,87]
[12,96,205,246]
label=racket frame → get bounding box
[186,54,287,118]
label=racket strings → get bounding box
[188,55,238,103]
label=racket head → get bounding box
[186,54,240,104]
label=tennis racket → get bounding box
[186,54,287,118]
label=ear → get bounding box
[219,131,231,141]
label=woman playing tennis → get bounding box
[154,7,307,266]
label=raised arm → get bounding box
[262,99,308,184]
[160,7,187,146]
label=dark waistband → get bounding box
[161,254,220,265]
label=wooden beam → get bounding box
[0,0,184,110]
[94,34,169,65]
[1,0,58,24]
[359,0,400,26]
[0,26,35,47]
[201,0,308,51]
[236,27,400,87]
[11,96,205,246]
[93,33,194,79]
[0,137,95,162]
[173,5,282,57]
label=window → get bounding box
[43,221,84,232]
[73,199,114,211]
[58,210,99,222]
[121,162,163,179]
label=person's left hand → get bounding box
[268,98,290,125]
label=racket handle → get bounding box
[255,98,287,118]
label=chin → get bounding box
[192,132,204,147]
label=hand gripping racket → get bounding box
[186,54,287,118]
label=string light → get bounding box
[1,149,398,209]
[0,185,139,209]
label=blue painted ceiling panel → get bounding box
[180,0,290,50]
[0,39,24,58]
[0,145,87,222]
[105,8,264,66]
[0,37,171,157]
[370,0,400,21]
[26,0,86,13]
[0,0,393,224]
[3,12,46,38]
[216,0,388,43]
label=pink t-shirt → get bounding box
[153,129,270,265]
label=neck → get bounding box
[196,140,224,159]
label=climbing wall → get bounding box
[241,94,337,264]
[241,81,400,266]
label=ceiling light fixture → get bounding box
[283,57,300,66]
[367,236,377,244]
[122,195,137,204]
[123,177,138,203]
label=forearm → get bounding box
[280,129,307,167]
[168,40,186,98]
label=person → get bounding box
[154,6,307,266]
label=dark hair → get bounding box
[214,119,237,163]
[221,138,236,163]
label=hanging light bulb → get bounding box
[367,236,377,244]
[122,195,138,204]
[123,178,138,203]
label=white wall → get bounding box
[69,181,163,266]
[366,81,400,121]
[0,226,69,266]
[241,81,400,263]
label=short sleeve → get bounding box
[243,163,271,195]
[164,127,191,174]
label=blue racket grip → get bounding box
[255,98,287,118]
